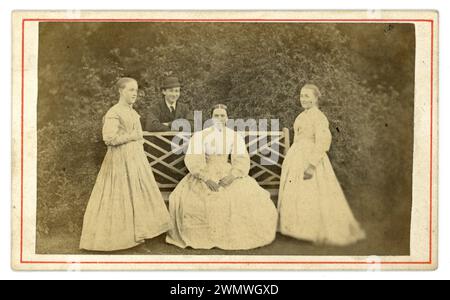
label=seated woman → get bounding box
[166,104,278,250]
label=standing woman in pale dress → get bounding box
[278,84,365,246]
[80,78,171,251]
[166,104,278,250]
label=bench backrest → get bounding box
[143,129,290,193]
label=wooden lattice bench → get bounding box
[143,129,291,200]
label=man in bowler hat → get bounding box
[144,76,194,132]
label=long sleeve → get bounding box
[135,114,145,145]
[293,126,300,144]
[179,104,195,132]
[144,108,171,132]
[308,112,332,167]
[292,117,302,144]
[102,110,135,146]
[230,132,250,178]
[184,132,210,182]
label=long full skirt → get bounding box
[278,143,365,246]
[80,141,171,251]
[166,173,278,250]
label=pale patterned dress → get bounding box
[80,102,171,251]
[166,126,278,250]
[278,106,366,246]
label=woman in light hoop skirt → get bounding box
[166,104,278,250]
[80,78,171,251]
[278,84,365,246]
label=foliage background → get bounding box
[36,22,415,254]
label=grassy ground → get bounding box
[36,186,411,256]
[36,218,409,256]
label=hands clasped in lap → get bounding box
[205,175,236,192]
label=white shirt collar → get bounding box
[165,100,176,111]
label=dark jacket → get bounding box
[144,99,194,132]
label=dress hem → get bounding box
[278,229,366,247]
[80,223,172,252]
[165,235,276,251]
[135,223,172,243]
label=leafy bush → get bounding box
[37,117,104,237]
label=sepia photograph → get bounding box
[11,10,438,270]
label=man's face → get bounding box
[162,87,181,105]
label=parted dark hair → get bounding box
[210,104,228,116]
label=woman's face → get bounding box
[212,108,228,128]
[300,88,318,110]
[162,87,181,105]
[120,81,138,105]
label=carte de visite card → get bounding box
[11,10,438,270]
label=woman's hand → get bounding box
[219,175,236,187]
[303,164,316,180]
[205,180,221,192]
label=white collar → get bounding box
[165,100,176,111]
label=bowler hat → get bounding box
[162,76,181,89]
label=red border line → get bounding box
[22,18,434,23]
[19,260,431,265]
[20,18,25,264]
[20,18,435,266]
[429,19,434,264]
